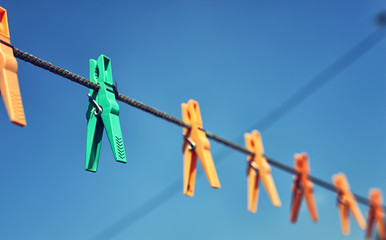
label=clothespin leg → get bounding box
[247,165,259,213]
[182,103,198,196]
[350,201,366,230]
[183,145,197,196]
[290,187,303,222]
[366,212,375,239]
[378,216,386,240]
[194,136,220,189]
[304,189,318,222]
[247,166,259,213]
[260,168,281,207]
[85,114,103,172]
[85,59,101,172]
[338,202,350,235]
[101,112,126,163]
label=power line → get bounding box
[3,27,385,239]
[251,29,386,132]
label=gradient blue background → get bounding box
[0,1,385,239]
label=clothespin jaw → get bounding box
[181,99,220,197]
[366,189,386,240]
[0,7,26,126]
[244,130,281,213]
[332,173,366,236]
[85,55,126,172]
[290,153,318,223]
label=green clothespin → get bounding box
[85,55,126,172]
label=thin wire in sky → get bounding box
[87,27,386,240]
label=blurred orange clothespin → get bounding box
[290,153,318,223]
[366,189,386,240]
[0,7,26,126]
[181,99,220,197]
[244,130,281,213]
[333,173,366,236]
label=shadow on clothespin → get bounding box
[332,173,366,236]
[290,153,318,223]
[181,99,220,197]
[366,189,386,240]
[85,55,126,172]
[244,130,281,213]
[0,7,26,126]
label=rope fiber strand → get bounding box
[6,42,385,211]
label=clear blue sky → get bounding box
[1,1,385,239]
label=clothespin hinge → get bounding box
[248,160,259,171]
[185,136,196,151]
[87,93,102,117]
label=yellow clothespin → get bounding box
[0,7,26,126]
[332,173,366,236]
[244,130,281,213]
[181,99,220,197]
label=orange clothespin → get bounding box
[366,189,386,240]
[181,99,220,197]
[332,173,366,236]
[290,153,318,223]
[0,7,26,126]
[244,130,281,213]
